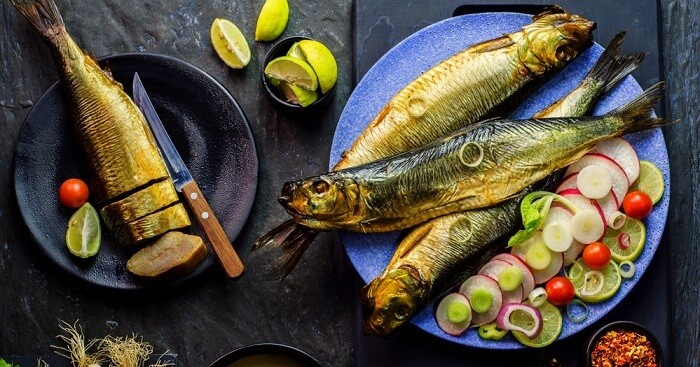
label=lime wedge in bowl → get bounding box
[264,56,319,91]
[296,40,338,93]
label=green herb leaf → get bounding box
[0,358,17,367]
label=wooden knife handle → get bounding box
[181,181,244,278]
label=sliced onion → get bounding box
[436,293,472,336]
[496,303,543,338]
[543,221,573,252]
[608,211,627,229]
[459,142,484,167]
[579,270,605,296]
[618,233,631,249]
[570,209,605,244]
[566,299,589,323]
[577,165,613,199]
[619,261,636,279]
[527,287,548,307]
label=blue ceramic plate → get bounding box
[329,13,669,349]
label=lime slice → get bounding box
[65,203,101,259]
[255,0,289,42]
[211,18,251,69]
[286,42,307,60]
[569,259,621,303]
[265,56,319,91]
[603,217,646,262]
[278,81,318,107]
[630,160,665,204]
[297,40,338,93]
[512,302,562,348]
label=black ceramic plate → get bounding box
[13,53,258,290]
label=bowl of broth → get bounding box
[209,343,324,367]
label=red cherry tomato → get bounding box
[582,242,612,270]
[545,276,575,306]
[622,191,653,219]
[58,178,89,209]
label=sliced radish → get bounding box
[556,173,579,193]
[491,253,535,300]
[477,260,523,304]
[560,190,606,225]
[570,209,606,244]
[436,293,472,336]
[511,233,564,284]
[592,138,640,183]
[496,303,543,338]
[459,275,503,326]
[563,240,586,266]
[565,153,630,203]
[596,192,620,225]
[577,165,613,199]
[543,221,573,252]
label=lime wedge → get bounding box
[569,259,621,303]
[65,203,101,259]
[265,56,318,91]
[255,0,289,42]
[211,18,251,69]
[512,302,562,348]
[297,39,338,93]
[278,81,318,107]
[603,217,646,262]
[630,160,665,204]
[286,42,307,60]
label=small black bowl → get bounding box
[261,36,336,115]
[585,321,663,366]
[209,343,324,367]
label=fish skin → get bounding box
[361,34,650,336]
[113,203,191,246]
[100,179,180,231]
[334,6,595,170]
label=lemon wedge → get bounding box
[255,0,289,42]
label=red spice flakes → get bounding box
[590,329,658,367]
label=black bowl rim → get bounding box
[208,343,324,367]
[585,320,664,366]
[260,36,336,110]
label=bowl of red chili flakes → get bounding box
[586,321,663,367]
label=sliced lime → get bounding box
[297,39,338,93]
[630,160,665,204]
[211,18,251,69]
[512,302,562,348]
[286,42,307,60]
[277,81,318,107]
[255,0,289,42]
[603,217,646,262]
[265,56,319,91]
[569,259,621,303]
[65,203,101,259]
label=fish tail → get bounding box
[609,82,670,133]
[11,0,67,44]
[251,220,319,280]
[586,31,646,95]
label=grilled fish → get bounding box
[281,83,665,233]
[254,5,596,278]
[101,179,179,231]
[113,204,191,246]
[362,34,646,335]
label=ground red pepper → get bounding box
[590,329,658,367]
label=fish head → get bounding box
[278,173,360,224]
[520,6,596,74]
[361,266,429,336]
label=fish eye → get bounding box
[394,306,409,321]
[313,180,330,196]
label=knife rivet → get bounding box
[201,212,210,219]
[190,192,198,200]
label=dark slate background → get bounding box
[0,1,697,366]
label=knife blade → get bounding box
[132,72,244,278]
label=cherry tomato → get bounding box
[582,242,612,270]
[622,191,653,219]
[58,178,89,208]
[545,276,575,306]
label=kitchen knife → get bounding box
[132,72,244,278]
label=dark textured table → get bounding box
[0,1,697,366]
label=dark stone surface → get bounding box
[1,0,698,366]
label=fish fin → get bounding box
[10,0,66,42]
[586,31,646,95]
[532,5,567,21]
[251,220,319,280]
[472,36,515,53]
[609,82,673,133]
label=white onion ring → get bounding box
[579,270,605,296]
[608,211,627,229]
[566,299,589,323]
[459,142,484,167]
[527,287,548,308]
[619,261,636,279]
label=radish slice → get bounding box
[496,303,543,338]
[570,210,606,244]
[491,254,535,300]
[593,138,640,183]
[577,165,613,199]
[608,211,627,229]
[556,173,579,193]
[477,260,523,304]
[563,240,586,267]
[596,192,620,225]
[565,154,630,203]
[459,275,503,326]
[436,293,472,336]
[511,233,564,284]
[543,221,573,252]
[560,189,606,223]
